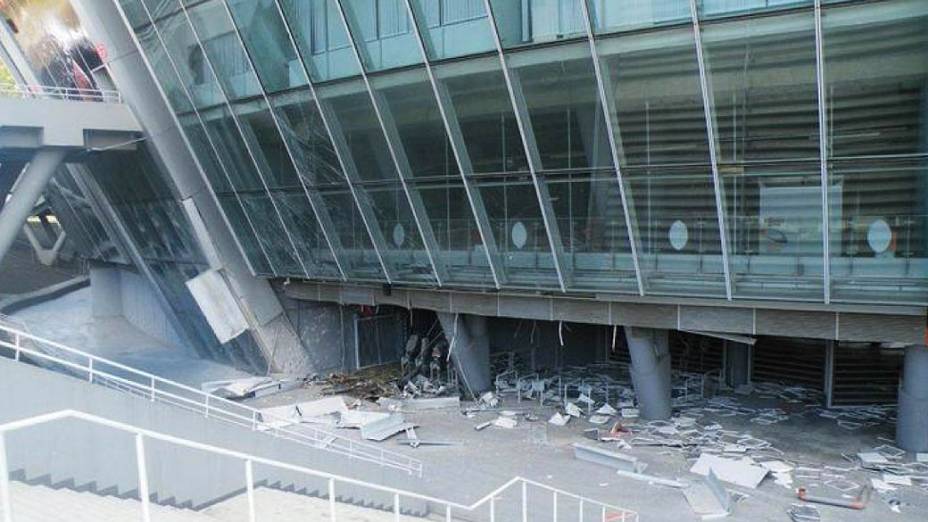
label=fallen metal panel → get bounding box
[572,443,639,472]
[361,413,415,442]
[185,269,249,344]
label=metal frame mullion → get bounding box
[578,0,645,297]
[269,0,393,284]
[401,0,504,289]
[481,0,568,292]
[178,2,312,280]
[814,0,831,304]
[127,0,272,277]
[332,0,446,287]
[689,0,734,301]
[217,0,348,282]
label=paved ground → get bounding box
[246,381,926,522]
[0,238,82,298]
[11,287,248,387]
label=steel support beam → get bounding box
[579,0,645,297]
[401,0,505,289]
[0,148,66,267]
[482,0,569,292]
[814,0,832,304]
[689,0,734,301]
[179,2,313,279]
[332,0,446,287]
[217,0,348,282]
[129,0,274,276]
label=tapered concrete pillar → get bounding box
[897,345,928,452]
[438,313,491,395]
[625,327,672,420]
[0,149,66,266]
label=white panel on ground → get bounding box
[186,269,248,344]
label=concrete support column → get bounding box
[625,327,672,420]
[897,345,928,452]
[724,341,752,388]
[0,161,27,212]
[0,149,66,266]
[438,313,491,395]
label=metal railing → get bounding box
[0,321,422,477]
[0,410,638,522]
[0,83,123,104]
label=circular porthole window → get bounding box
[511,221,528,250]
[867,219,892,254]
[669,220,689,251]
[392,223,405,248]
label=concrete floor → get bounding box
[11,287,248,387]
[246,383,926,521]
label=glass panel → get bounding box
[433,56,529,175]
[135,15,194,112]
[474,176,561,289]
[823,0,928,158]
[703,11,820,164]
[269,89,349,187]
[118,0,152,30]
[227,0,307,93]
[319,189,388,281]
[507,42,613,170]
[596,27,710,166]
[724,162,825,300]
[829,158,927,304]
[415,180,496,286]
[408,0,495,60]
[627,167,726,297]
[186,0,261,101]
[154,9,225,109]
[278,0,361,82]
[546,172,638,292]
[340,0,423,71]
[365,182,435,283]
[370,68,459,179]
[698,0,812,19]
[590,0,690,34]
[489,0,586,48]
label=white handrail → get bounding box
[0,322,422,476]
[0,82,123,104]
[0,410,638,522]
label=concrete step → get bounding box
[202,486,431,522]
[0,481,221,522]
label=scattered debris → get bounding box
[202,376,301,400]
[796,485,871,510]
[682,470,732,519]
[787,504,820,522]
[573,443,644,473]
[690,454,768,489]
[378,396,460,411]
[548,412,570,426]
[492,416,518,429]
[360,413,415,441]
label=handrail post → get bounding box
[0,433,13,522]
[522,481,528,522]
[328,478,337,522]
[88,358,94,383]
[601,506,606,522]
[445,505,452,522]
[135,434,151,522]
[204,395,209,419]
[553,490,558,522]
[245,460,256,522]
[578,499,584,522]
[251,410,258,431]
[149,377,155,402]
[13,333,20,361]
[393,493,400,522]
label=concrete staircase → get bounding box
[0,481,429,522]
[1,481,217,522]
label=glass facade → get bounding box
[114,0,928,305]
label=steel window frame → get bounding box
[689,0,734,301]
[481,0,571,293]
[814,0,832,304]
[578,0,646,297]
[332,0,447,287]
[400,0,505,289]
[217,0,349,282]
